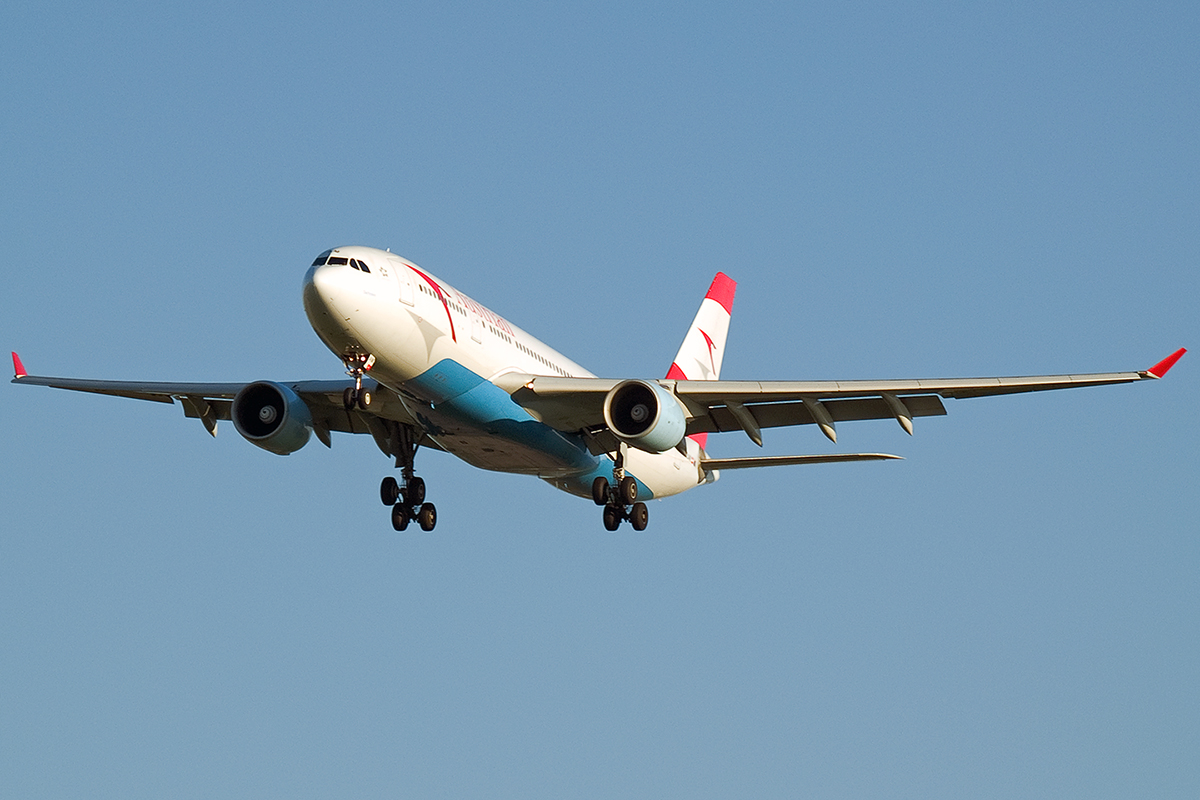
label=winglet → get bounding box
[12,352,27,379]
[1145,348,1186,379]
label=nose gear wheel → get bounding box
[341,352,376,410]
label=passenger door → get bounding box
[386,257,416,306]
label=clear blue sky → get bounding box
[2,3,1197,797]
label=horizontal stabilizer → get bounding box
[701,453,902,470]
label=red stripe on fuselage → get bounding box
[408,266,457,342]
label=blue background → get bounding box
[3,3,1196,797]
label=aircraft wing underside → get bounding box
[9,371,439,454]
[500,349,1185,447]
[13,348,1185,458]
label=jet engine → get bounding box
[231,381,313,455]
[602,379,688,453]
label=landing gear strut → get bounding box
[341,352,376,411]
[591,445,649,531]
[381,423,437,532]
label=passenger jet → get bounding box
[11,246,1186,531]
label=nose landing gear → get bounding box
[341,352,376,410]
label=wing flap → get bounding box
[693,394,946,436]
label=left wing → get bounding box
[499,348,1186,446]
[700,453,903,470]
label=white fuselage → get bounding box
[301,246,706,501]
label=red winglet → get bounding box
[705,272,737,315]
[12,352,27,379]
[1146,348,1186,379]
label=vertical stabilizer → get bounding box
[666,272,736,449]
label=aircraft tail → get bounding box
[666,272,736,450]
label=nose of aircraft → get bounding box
[302,259,351,324]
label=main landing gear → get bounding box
[591,447,648,531]
[380,422,437,532]
[341,352,376,411]
[381,475,437,532]
[340,360,437,533]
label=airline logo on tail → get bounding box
[666,272,737,448]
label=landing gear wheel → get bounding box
[391,503,410,531]
[341,353,374,410]
[417,503,437,531]
[380,476,400,506]
[382,422,434,534]
[602,505,621,531]
[630,502,648,531]
[592,477,610,506]
[618,476,639,505]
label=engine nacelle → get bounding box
[603,379,688,453]
[231,381,313,455]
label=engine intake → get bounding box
[603,379,687,453]
[232,381,313,455]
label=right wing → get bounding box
[10,353,436,458]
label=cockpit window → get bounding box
[313,252,371,273]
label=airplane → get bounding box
[11,245,1186,532]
